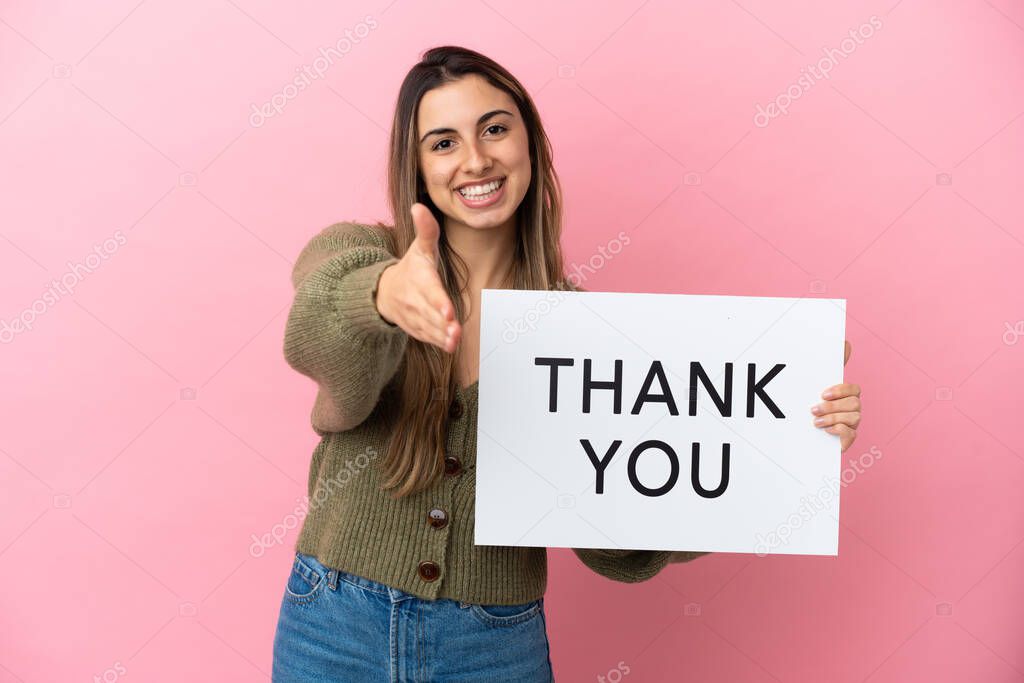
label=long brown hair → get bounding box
[371,45,568,499]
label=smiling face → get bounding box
[416,73,532,232]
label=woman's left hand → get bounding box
[812,340,861,453]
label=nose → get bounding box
[462,138,492,175]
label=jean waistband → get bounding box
[298,552,416,604]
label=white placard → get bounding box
[474,289,846,556]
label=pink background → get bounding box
[2,0,1023,680]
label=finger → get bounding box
[822,383,860,400]
[411,297,459,352]
[427,288,456,324]
[824,421,855,439]
[412,313,453,352]
[414,291,449,343]
[844,339,852,366]
[420,286,459,349]
[410,203,441,264]
[824,423,856,452]
[441,319,462,353]
[813,411,861,429]
[811,395,861,415]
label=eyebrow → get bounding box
[419,109,514,144]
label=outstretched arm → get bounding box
[283,221,408,434]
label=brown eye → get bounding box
[431,124,506,152]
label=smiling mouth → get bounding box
[455,177,505,200]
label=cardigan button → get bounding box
[448,399,463,420]
[427,508,448,529]
[418,560,440,582]
[443,456,462,476]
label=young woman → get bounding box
[271,45,862,682]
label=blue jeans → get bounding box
[272,552,554,682]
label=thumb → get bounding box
[843,339,852,366]
[410,203,441,264]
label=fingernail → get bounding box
[810,405,822,415]
[814,417,826,426]
[822,390,834,399]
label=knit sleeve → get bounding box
[283,221,408,434]
[571,548,710,583]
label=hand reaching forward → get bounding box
[812,339,861,453]
[374,203,462,353]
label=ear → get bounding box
[844,339,852,366]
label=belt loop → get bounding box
[328,569,338,591]
[388,586,412,604]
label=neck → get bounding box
[443,213,517,292]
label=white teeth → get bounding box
[458,178,504,197]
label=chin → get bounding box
[459,208,515,229]
[444,193,521,229]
